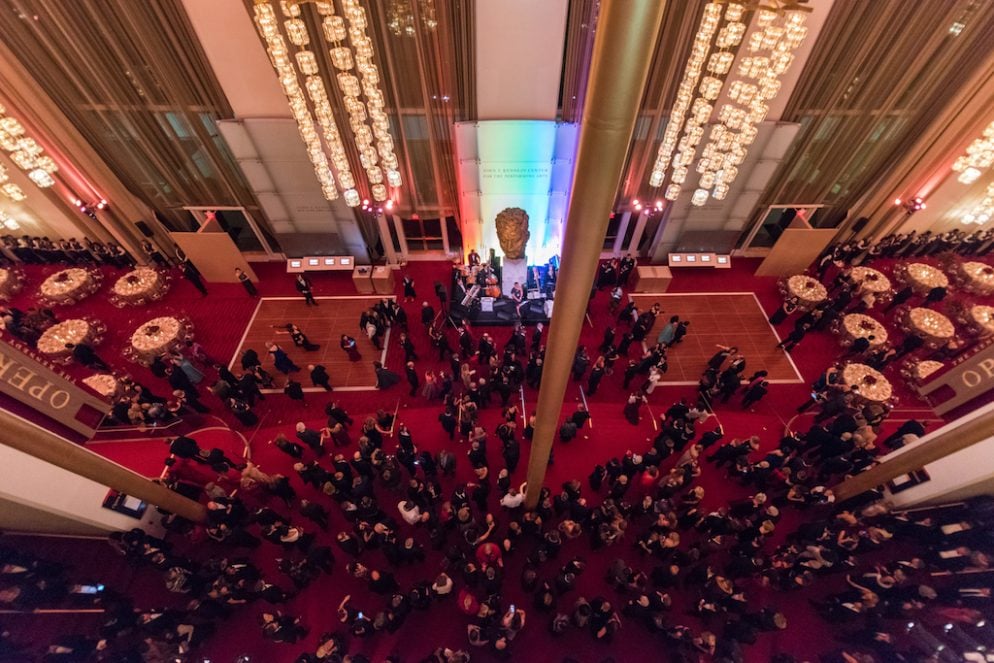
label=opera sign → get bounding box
[919,340,994,416]
[0,340,108,435]
[961,358,994,388]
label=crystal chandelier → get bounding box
[387,0,438,38]
[961,180,994,225]
[648,2,726,194]
[692,6,807,205]
[339,0,403,200]
[952,119,994,185]
[648,2,809,206]
[0,104,59,201]
[254,1,347,202]
[0,164,25,202]
[254,0,403,207]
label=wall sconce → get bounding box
[74,198,108,220]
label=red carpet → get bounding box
[3,255,993,661]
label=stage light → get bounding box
[76,199,107,219]
[901,196,926,213]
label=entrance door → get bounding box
[185,207,279,259]
[391,214,460,259]
[740,205,827,251]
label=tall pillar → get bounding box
[523,0,667,509]
[832,410,994,502]
[0,412,206,523]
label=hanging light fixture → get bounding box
[339,0,403,197]
[952,120,994,184]
[648,2,725,193]
[253,1,344,201]
[0,163,25,202]
[0,104,59,198]
[386,0,437,37]
[692,5,807,205]
[0,210,20,230]
[255,0,403,206]
[960,182,994,225]
[648,2,809,205]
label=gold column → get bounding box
[0,412,207,523]
[523,0,667,509]
[832,411,994,502]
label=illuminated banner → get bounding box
[0,339,108,436]
[454,120,577,263]
[918,339,994,415]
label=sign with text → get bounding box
[0,339,107,436]
[918,340,994,415]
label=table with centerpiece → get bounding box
[36,317,107,362]
[951,261,994,296]
[843,363,893,403]
[782,275,828,311]
[0,266,25,299]
[893,262,949,295]
[126,316,194,365]
[900,307,956,347]
[110,267,171,307]
[848,266,892,298]
[838,313,888,347]
[38,268,102,306]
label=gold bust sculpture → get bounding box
[494,207,530,260]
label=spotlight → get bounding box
[76,199,108,220]
[901,196,926,214]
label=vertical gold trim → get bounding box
[524,0,667,509]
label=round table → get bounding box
[904,307,955,346]
[36,319,95,358]
[906,359,944,383]
[843,363,893,403]
[111,268,169,307]
[129,316,189,364]
[841,313,888,347]
[848,266,891,294]
[39,268,101,305]
[82,374,119,399]
[785,275,828,310]
[895,262,949,295]
[955,261,994,295]
[0,267,24,298]
[967,305,994,337]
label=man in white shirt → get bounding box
[500,488,524,509]
[398,500,422,525]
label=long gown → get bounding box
[270,346,300,374]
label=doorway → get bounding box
[184,207,280,259]
[740,205,828,252]
[390,214,460,259]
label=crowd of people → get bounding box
[0,234,137,269]
[3,228,993,661]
